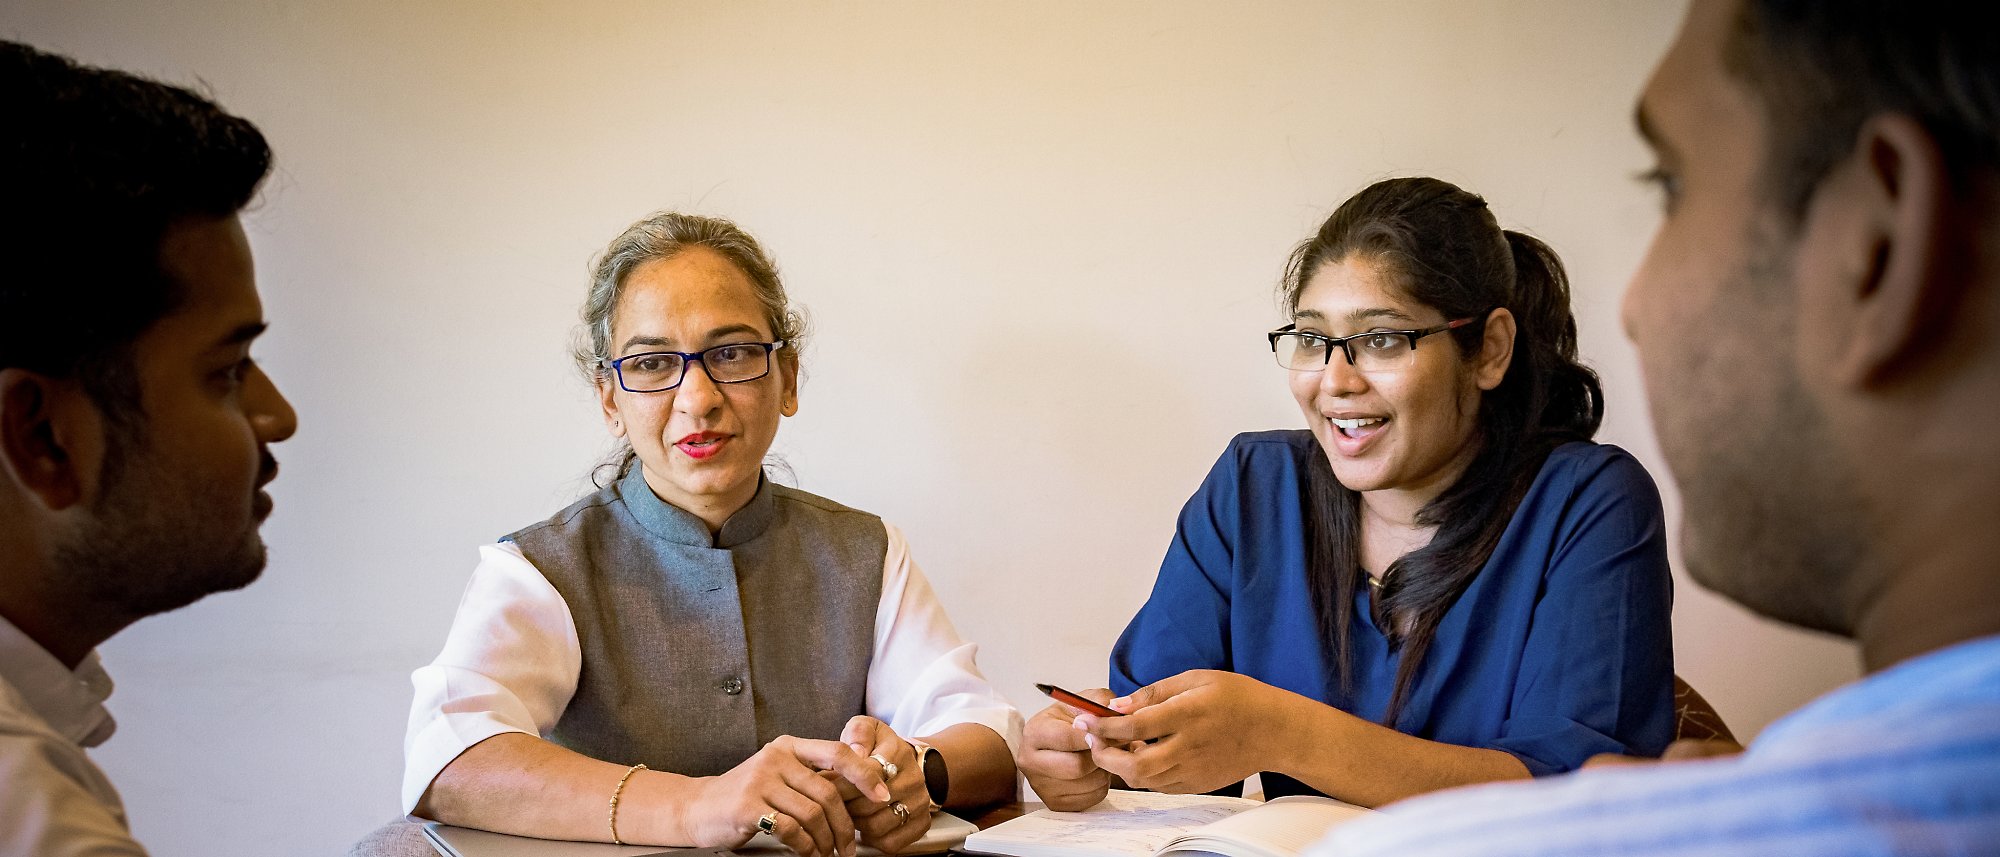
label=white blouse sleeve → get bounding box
[401,542,582,813]
[866,523,1024,757]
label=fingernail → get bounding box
[875,784,891,802]
[1111,697,1130,709]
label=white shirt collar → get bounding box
[0,614,116,747]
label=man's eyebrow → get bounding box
[214,321,268,349]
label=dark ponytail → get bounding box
[1283,177,1602,727]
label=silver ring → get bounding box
[871,753,900,781]
[758,812,780,835]
[891,801,910,822]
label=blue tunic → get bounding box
[1110,430,1675,798]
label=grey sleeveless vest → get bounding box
[506,465,884,776]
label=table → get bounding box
[961,801,1036,831]
[348,801,1039,856]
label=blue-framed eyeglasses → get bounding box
[600,341,787,393]
[1268,317,1478,373]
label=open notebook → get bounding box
[960,791,1372,857]
[425,811,977,857]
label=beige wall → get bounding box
[4,2,1858,854]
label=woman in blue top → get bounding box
[1018,177,1675,810]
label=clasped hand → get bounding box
[683,716,930,857]
[1018,670,1290,808]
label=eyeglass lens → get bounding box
[618,344,772,392]
[1273,332,1414,373]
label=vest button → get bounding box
[721,677,744,695]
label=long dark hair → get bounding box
[1281,177,1603,726]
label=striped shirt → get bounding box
[1311,634,2000,857]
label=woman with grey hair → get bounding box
[398,212,1021,857]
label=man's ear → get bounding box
[0,369,91,511]
[1814,114,1962,387]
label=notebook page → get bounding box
[961,791,1260,857]
[735,811,978,856]
[1162,796,1372,857]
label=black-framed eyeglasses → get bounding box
[601,341,788,393]
[1267,317,1479,373]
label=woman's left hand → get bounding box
[1074,669,1298,795]
[838,716,933,854]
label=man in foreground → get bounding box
[0,40,298,855]
[1310,0,2000,853]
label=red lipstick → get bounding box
[675,432,729,460]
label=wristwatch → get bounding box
[908,738,949,806]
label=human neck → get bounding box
[1849,183,2000,672]
[1845,370,2000,673]
[1356,444,1482,571]
[1357,433,1483,532]
[1358,489,1430,534]
[1848,452,2000,673]
[1850,533,2000,674]
[0,577,125,671]
[0,501,143,669]
[640,467,756,536]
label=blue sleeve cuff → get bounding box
[1489,714,1633,777]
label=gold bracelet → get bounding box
[609,763,648,845]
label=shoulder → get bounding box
[1205,429,1317,482]
[1324,673,2000,857]
[1537,442,1656,490]
[770,484,891,553]
[1526,442,1665,512]
[1315,758,1719,856]
[1540,442,1661,497]
[0,687,135,849]
[1224,428,1318,461]
[1317,753,1780,857]
[770,484,884,527]
[0,678,57,741]
[1176,429,1317,500]
[1509,442,1667,565]
[503,480,622,544]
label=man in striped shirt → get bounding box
[1311,0,2000,854]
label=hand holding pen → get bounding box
[1016,683,1122,811]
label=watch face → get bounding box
[912,743,949,805]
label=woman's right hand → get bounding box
[682,735,893,857]
[1017,688,1116,811]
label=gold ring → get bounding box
[891,801,909,822]
[758,812,780,835]
[871,753,900,781]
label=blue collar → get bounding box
[615,463,776,549]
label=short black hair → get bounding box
[0,40,272,419]
[1727,1,2000,219]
